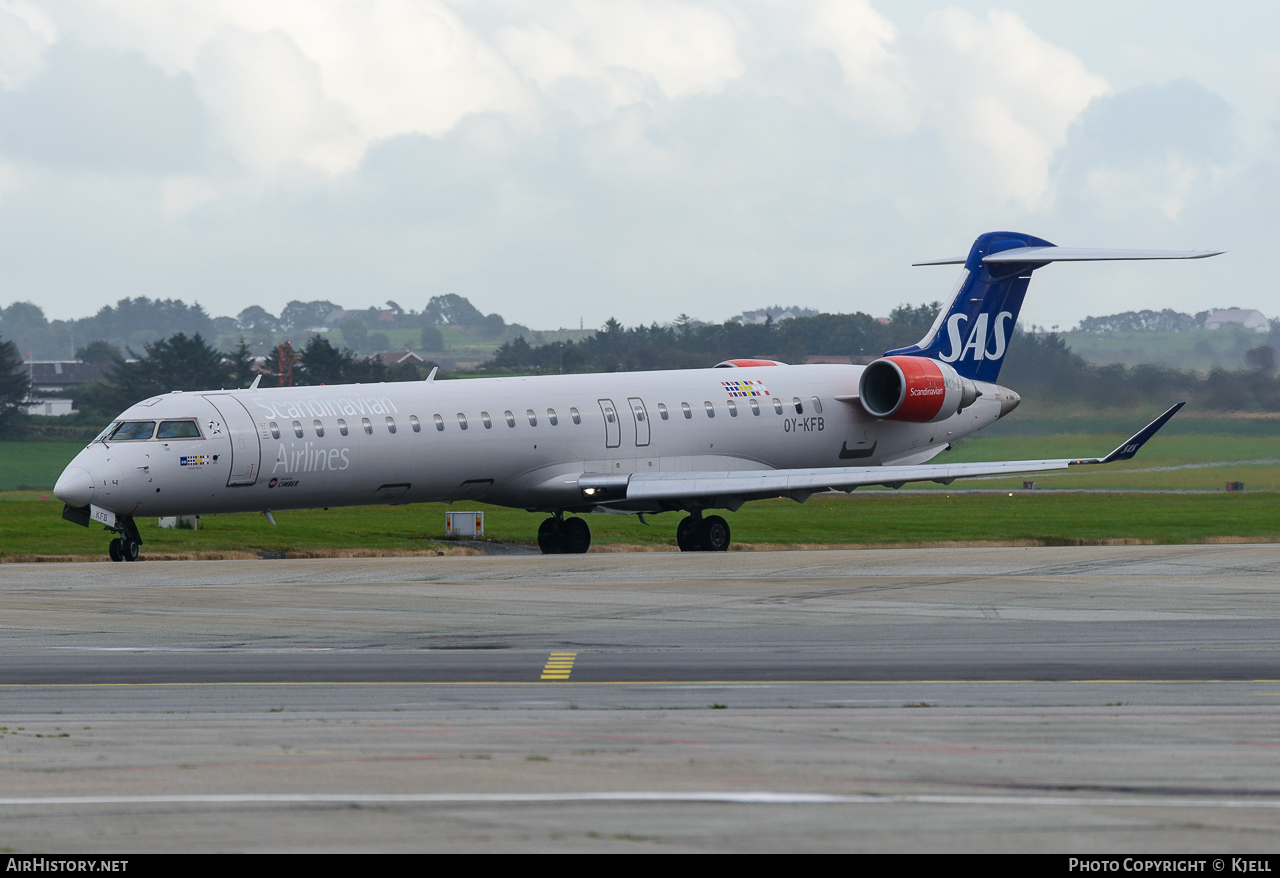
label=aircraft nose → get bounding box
[54,465,94,508]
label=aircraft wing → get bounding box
[578,403,1184,506]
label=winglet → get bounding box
[426,366,438,382]
[1071,402,1185,466]
[249,374,262,390]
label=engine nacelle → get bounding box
[858,356,980,423]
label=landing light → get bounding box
[583,487,596,496]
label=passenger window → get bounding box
[481,412,492,429]
[338,419,348,436]
[433,414,444,432]
[773,398,783,415]
[109,421,156,441]
[681,402,692,419]
[658,403,668,420]
[293,420,304,438]
[362,418,373,435]
[570,407,581,425]
[704,401,715,418]
[157,420,201,439]
[750,399,760,416]
[313,420,324,438]
[527,409,537,426]
[410,415,420,433]
[727,400,738,417]
[505,411,516,428]
[547,408,558,426]
[386,416,396,434]
[604,407,615,423]
[457,413,468,430]
[793,397,803,415]
[811,396,824,414]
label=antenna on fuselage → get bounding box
[426,367,438,382]
[249,374,262,390]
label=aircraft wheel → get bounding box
[108,539,124,563]
[676,516,699,552]
[562,517,591,554]
[122,539,141,562]
[537,518,565,555]
[701,516,731,552]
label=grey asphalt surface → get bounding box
[1,545,1279,852]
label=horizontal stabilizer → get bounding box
[983,247,1223,264]
[914,248,1223,266]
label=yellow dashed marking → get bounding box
[541,652,577,681]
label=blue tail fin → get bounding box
[885,231,1056,383]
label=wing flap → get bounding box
[617,458,1075,502]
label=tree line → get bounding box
[0,332,438,437]
[482,311,1280,414]
[4,302,1280,439]
[0,293,515,360]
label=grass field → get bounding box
[1,491,1277,560]
[4,426,1277,559]
[6,429,1276,493]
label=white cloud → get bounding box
[797,0,910,130]
[0,1,1272,331]
[498,0,743,117]
[0,0,56,89]
[51,0,530,174]
[918,8,1109,209]
[161,175,215,217]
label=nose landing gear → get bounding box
[105,516,142,562]
[677,513,731,552]
[537,514,592,554]
[108,537,140,562]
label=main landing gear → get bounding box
[537,514,592,555]
[106,516,142,563]
[677,513,731,552]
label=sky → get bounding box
[0,1,1275,332]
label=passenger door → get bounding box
[203,395,262,486]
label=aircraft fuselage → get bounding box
[55,363,1014,519]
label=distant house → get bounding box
[375,346,427,367]
[329,308,398,326]
[19,360,110,417]
[731,306,819,325]
[1204,308,1270,333]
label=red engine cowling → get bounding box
[858,356,979,423]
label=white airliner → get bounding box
[53,231,1219,560]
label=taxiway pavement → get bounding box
[1,545,1278,851]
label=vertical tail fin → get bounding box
[885,231,1054,383]
[888,232,1222,383]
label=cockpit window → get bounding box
[108,421,156,441]
[157,420,201,439]
[94,422,121,443]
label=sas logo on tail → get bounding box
[938,311,1014,363]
